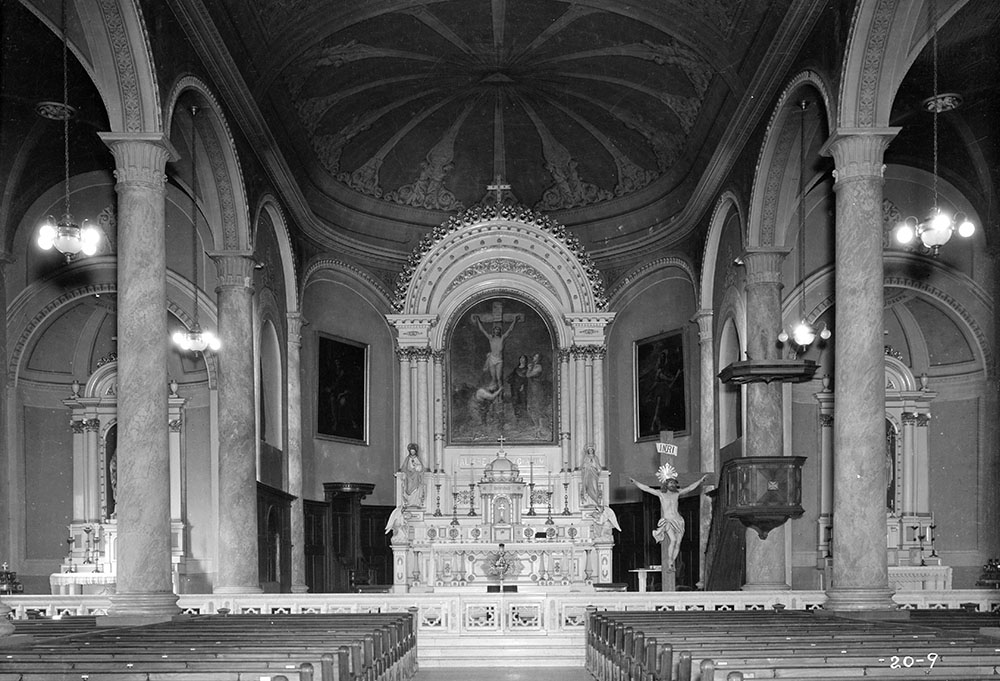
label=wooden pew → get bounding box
[0,611,418,681]
[586,608,1000,681]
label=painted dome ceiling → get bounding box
[208,0,795,252]
[281,3,710,212]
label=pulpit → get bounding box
[721,456,806,539]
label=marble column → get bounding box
[100,133,179,619]
[741,247,790,590]
[211,252,261,594]
[694,309,716,586]
[822,128,898,610]
[416,350,430,461]
[573,349,586,469]
[286,312,308,593]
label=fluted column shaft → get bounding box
[573,349,586,469]
[433,351,445,471]
[416,351,430,462]
[741,248,790,590]
[823,128,898,610]
[101,133,179,618]
[559,350,572,470]
[398,350,411,459]
[286,312,308,592]
[211,253,261,594]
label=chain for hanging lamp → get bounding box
[36,0,100,262]
[778,100,830,350]
[893,0,975,255]
[172,106,220,354]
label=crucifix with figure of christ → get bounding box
[487,175,511,205]
[472,301,524,390]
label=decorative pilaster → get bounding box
[741,247,790,590]
[210,252,261,594]
[591,346,607,466]
[821,127,899,610]
[559,349,572,470]
[693,309,715,585]
[286,312,308,593]
[100,132,179,620]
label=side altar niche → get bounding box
[389,440,615,592]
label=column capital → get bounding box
[287,311,306,344]
[820,127,900,184]
[692,309,714,342]
[741,247,790,287]
[209,252,256,291]
[99,133,178,188]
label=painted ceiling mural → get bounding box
[217,0,772,240]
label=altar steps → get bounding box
[418,631,585,668]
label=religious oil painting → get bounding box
[317,334,368,443]
[635,330,688,441]
[448,297,555,445]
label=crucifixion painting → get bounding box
[448,297,554,444]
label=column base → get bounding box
[290,584,310,594]
[103,592,181,625]
[824,587,897,612]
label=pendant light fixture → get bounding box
[36,0,99,262]
[778,101,830,350]
[172,105,220,354]
[893,0,974,255]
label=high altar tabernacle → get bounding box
[386,203,616,592]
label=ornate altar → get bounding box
[815,355,950,590]
[385,204,616,592]
[52,358,189,594]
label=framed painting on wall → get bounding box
[634,329,688,441]
[447,296,555,445]
[316,334,368,443]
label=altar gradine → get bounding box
[386,204,616,592]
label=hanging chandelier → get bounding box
[172,106,220,354]
[778,101,831,350]
[36,0,99,262]
[893,0,974,255]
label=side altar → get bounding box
[385,203,617,592]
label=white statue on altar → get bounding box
[401,443,426,507]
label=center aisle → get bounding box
[414,668,591,680]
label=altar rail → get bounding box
[4,590,998,634]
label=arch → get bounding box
[164,76,252,252]
[837,0,969,130]
[254,195,300,314]
[607,255,698,311]
[256,312,285,450]
[699,190,744,310]
[717,314,743,448]
[803,254,992,372]
[748,71,833,249]
[301,257,394,317]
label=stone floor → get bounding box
[414,669,590,680]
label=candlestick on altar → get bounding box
[450,491,460,526]
[433,481,442,516]
[467,481,477,516]
[545,490,554,525]
[562,481,571,515]
[527,481,536,516]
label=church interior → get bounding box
[0,0,998,677]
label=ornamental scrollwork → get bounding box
[393,203,606,312]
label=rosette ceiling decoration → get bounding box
[205,0,805,253]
